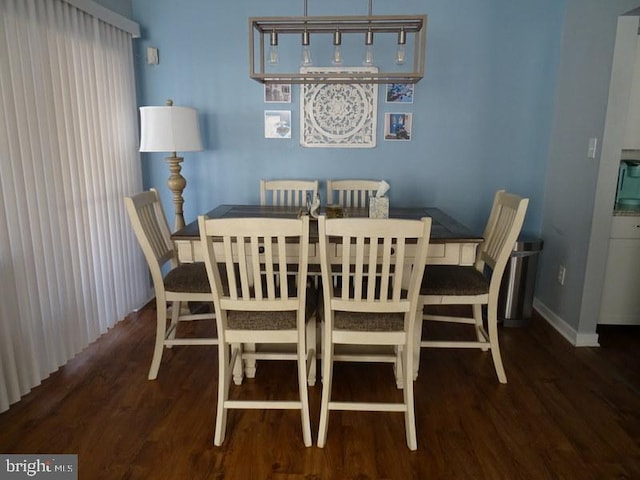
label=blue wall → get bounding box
[132,0,565,234]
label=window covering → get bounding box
[0,0,148,412]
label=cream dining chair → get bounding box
[316,215,432,451]
[258,178,320,358]
[260,179,319,207]
[416,190,529,384]
[326,179,382,208]
[124,189,217,380]
[198,214,316,447]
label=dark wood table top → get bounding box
[172,205,481,244]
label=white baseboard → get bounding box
[533,298,600,347]
[133,290,155,313]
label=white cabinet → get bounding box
[599,216,640,325]
[624,34,640,149]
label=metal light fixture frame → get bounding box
[249,13,427,84]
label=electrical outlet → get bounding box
[557,265,566,285]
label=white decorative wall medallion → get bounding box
[300,67,378,148]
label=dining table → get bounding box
[172,204,482,384]
[171,204,482,266]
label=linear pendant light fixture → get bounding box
[249,0,427,84]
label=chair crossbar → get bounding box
[333,353,396,363]
[169,313,215,322]
[164,338,219,346]
[421,295,488,305]
[224,400,303,410]
[328,401,407,412]
[423,314,477,325]
[241,351,299,361]
[421,340,490,348]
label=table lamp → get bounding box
[139,99,203,231]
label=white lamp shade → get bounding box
[139,105,203,152]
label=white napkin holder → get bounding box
[369,181,390,218]
[369,196,389,218]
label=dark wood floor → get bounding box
[1,305,639,479]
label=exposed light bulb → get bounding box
[395,44,405,65]
[331,45,342,65]
[363,29,374,66]
[269,30,279,65]
[396,28,406,65]
[301,30,313,66]
[332,30,343,65]
[302,46,313,66]
[332,45,343,65]
[363,45,374,66]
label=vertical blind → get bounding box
[0,0,148,412]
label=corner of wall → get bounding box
[533,298,601,347]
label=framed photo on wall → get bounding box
[385,83,414,104]
[264,110,292,139]
[384,113,412,141]
[265,83,291,103]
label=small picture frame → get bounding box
[385,83,414,104]
[384,113,412,141]
[265,83,292,103]
[264,110,292,139]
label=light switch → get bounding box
[146,47,159,65]
[588,137,598,158]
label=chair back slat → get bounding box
[477,190,529,293]
[260,179,318,207]
[320,217,431,313]
[326,179,382,208]
[199,216,310,315]
[124,189,177,291]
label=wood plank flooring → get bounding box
[1,306,639,479]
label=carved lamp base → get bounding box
[165,154,186,231]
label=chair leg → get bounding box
[473,304,489,351]
[413,308,424,380]
[148,298,168,380]
[232,343,244,385]
[487,305,507,384]
[402,343,417,451]
[167,300,181,346]
[306,318,317,386]
[319,320,325,383]
[297,338,313,447]
[317,342,333,447]
[394,345,404,389]
[214,343,231,446]
[243,342,257,379]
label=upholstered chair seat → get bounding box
[228,288,317,330]
[333,311,404,332]
[420,265,489,296]
[163,262,211,293]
